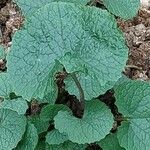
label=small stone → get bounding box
[135,23,146,31]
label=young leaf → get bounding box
[0,108,26,150]
[35,140,46,150]
[28,104,69,134]
[46,129,68,145]
[7,2,128,100]
[98,133,125,150]
[40,104,69,121]
[28,115,49,134]
[103,0,140,19]
[15,122,38,150]
[46,140,86,150]
[0,73,13,99]
[0,97,28,115]
[115,80,150,150]
[13,0,89,17]
[54,99,113,144]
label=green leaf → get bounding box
[15,122,38,150]
[35,60,64,103]
[0,73,13,99]
[46,129,68,145]
[7,54,63,101]
[115,80,150,150]
[65,73,115,100]
[0,97,28,115]
[13,0,89,17]
[0,108,26,150]
[98,133,125,150]
[103,0,140,19]
[35,140,46,150]
[7,2,128,101]
[28,104,69,134]
[40,104,69,121]
[0,46,5,59]
[54,99,113,144]
[46,141,86,150]
[28,115,49,134]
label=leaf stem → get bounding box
[70,73,85,109]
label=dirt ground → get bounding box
[118,6,150,80]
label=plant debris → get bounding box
[117,8,150,80]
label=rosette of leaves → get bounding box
[7,2,128,102]
[0,1,139,148]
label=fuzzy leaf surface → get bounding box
[103,0,140,19]
[7,2,128,101]
[115,80,150,150]
[28,115,49,134]
[15,122,38,150]
[7,50,63,101]
[54,100,113,144]
[98,133,125,150]
[0,98,28,115]
[13,0,89,16]
[40,104,69,121]
[46,129,68,145]
[0,108,26,150]
[35,61,64,103]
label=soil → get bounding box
[0,0,23,47]
[117,8,150,80]
[0,0,149,150]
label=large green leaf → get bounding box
[7,2,128,101]
[15,122,38,150]
[115,80,150,150]
[7,54,63,101]
[13,0,89,17]
[0,97,28,115]
[98,133,125,150]
[35,60,64,103]
[54,99,113,144]
[103,0,140,19]
[46,129,68,145]
[0,108,26,150]
[46,141,86,150]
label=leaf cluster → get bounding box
[0,1,149,150]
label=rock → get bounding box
[141,0,150,8]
